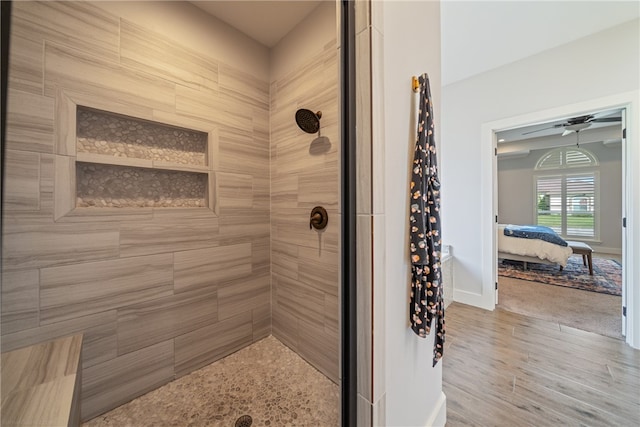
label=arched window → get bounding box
[534,147,599,239]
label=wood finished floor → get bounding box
[443,302,640,426]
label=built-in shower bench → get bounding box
[1,334,83,427]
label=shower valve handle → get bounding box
[310,206,328,230]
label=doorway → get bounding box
[479,92,638,349]
[495,108,624,338]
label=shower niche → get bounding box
[54,99,218,219]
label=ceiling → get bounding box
[192,1,639,83]
[190,1,322,47]
[441,1,640,86]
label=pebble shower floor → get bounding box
[83,336,339,427]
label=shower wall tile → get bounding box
[7,33,43,95]
[271,241,300,280]
[44,43,175,112]
[251,237,271,275]
[117,287,219,355]
[297,246,339,297]
[356,215,373,401]
[12,1,120,62]
[371,28,386,215]
[119,218,220,257]
[297,317,339,383]
[120,19,219,92]
[40,254,174,325]
[2,223,120,270]
[356,29,372,215]
[174,243,252,293]
[3,150,40,211]
[218,126,270,178]
[272,302,300,350]
[5,89,54,153]
[218,274,269,321]
[174,313,253,378]
[217,172,253,212]
[252,305,272,341]
[82,340,174,421]
[219,64,269,110]
[1,310,118,370]
[0,270,39,335]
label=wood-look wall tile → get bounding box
[174,85,243,130]
[174,313,253,378]
[297,165,339,210]
[272,207,339,253]
[2,223,119,270]
[5,89,54,153]
[372,214,386,402]
[218,64,269,110]
[272,303,299,351]
[39,154,55,208]
[271,241,299,281]
[117,287,218,355]
[251,237,270,275]
[40,254,173,325]
[1,270,39,335]
[119,218,219,257]
[252,177,270,211]
[120,19,219,92]
[1,311,118,370]
[173,243,251,293]
[3,150,40,212]
[44,43,175,112]
[13,1,120,62]
[53,154,75,221]
[81,340,174,421]
[358,393,373,427]
[217,171,253,212]
[274,275,325,323]
[298,246,339,297]
[7,33,42,95]
[218,127,270,178]
[218,213,270,239]
[252,305,271,342]
[218,274,269,321]
[356,214,373,401]
[297,317,339,383]
[355,29,372,215]
[324,293,339,336]
[271,173,299,209]
[371,28,385,215]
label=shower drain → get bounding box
[235,415,253,427]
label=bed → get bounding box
[497,224,573,268]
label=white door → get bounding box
[621,108,627,337]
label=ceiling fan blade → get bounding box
[562,129,573,137]
[589,117,621,123]
[522,126,557,135]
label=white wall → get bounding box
[382,1,446,426]
[95,1,270,78]
[498,141,623,253]
[441,19,639,303]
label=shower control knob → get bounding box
[310,206,328,230]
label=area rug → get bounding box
[498,257,622,296]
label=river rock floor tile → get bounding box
[83,336,339,427]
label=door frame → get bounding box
[480,91,640,349]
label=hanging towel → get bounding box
[409,73,445,367]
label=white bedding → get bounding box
[497,224,573,267]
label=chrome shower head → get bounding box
[295,109,322,134]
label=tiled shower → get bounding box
[2,1,339,422]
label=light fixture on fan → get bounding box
[561,122,591,137]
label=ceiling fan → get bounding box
[522,114,622,137]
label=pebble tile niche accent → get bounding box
[76,163,207,208]
[77,107,207,165]
[75,106,209,209]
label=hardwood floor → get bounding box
[443,302,640,426]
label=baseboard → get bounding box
[591,246,622,256]
[453,289,494,310]
[424,391,447,427]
